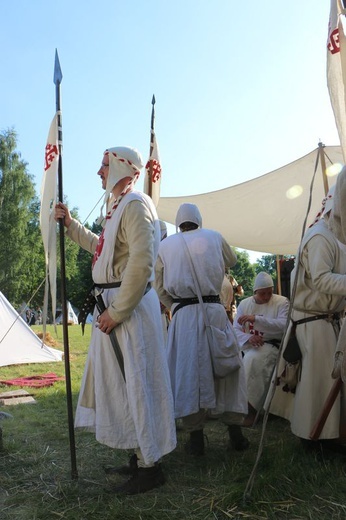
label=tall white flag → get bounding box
[40,114,59,329]
[327,0,346,162]
[144,131,162,208]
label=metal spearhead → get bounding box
[54,49,63,85]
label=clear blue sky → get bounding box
[0,1,340,261]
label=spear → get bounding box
[54,49,78,479]
[148,94,156,199]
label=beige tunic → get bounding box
[269,219,346,440]
[220,276,234,312]
[67,191,176,464]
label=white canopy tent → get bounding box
[157,146,344,255]
[0,292,63,367]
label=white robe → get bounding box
[269,219,346,440]
[154,228,248,419]
[233,294,289,411]
[68,191,177,464]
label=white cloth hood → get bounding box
[175,203,202,230]
[328,165,346,245]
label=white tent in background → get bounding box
[157,146,344,255]
[56,301,78,325]
[0,292,63,367]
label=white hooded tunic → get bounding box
[67,191,177,464]
[269,219,346,439]
[154,228,248,419]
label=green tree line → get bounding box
[0,128,290,314]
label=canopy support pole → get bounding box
[318,141,329,196]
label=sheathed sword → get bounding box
[92,287,126,382]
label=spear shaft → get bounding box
[54,49,78,480]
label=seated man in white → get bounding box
[233,272,289,426]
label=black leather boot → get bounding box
[114,463,165,495]
[184,429,205,456]
[104,453,138,476]
[228,425,250,451]
[300,438,322,453]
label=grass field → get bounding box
[0,325,346,519]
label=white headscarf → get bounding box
[328,166,346,245]
[106,146,143,192]
[98,146,143,225]
[324,184,336,216]
[175,203,202,231]
[308,184,335,228]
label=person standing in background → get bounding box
[154,203,249,457]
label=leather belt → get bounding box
[172,295,221,317]
[266,339,281,348]
[78,282,151,332]
[293,312,342,327]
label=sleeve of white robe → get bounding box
[222,238,237,268]
[303,234,346,295]
[254,297,289,335]
[233,301,252,347]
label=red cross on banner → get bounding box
[144,132,162,207]
[44,143,58,171]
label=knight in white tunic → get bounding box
[55,146,176,494]
[268,171,346,452]
[154,203,249,456]
[233,272,289,426]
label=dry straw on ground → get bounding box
[35,331,60,347]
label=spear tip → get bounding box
[152,94,156,105]
[54,49,63,85]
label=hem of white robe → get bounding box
[75,425,176,458]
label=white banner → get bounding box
[144,131,162,208]
[327,0,346,162]
[40,114,59,329]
